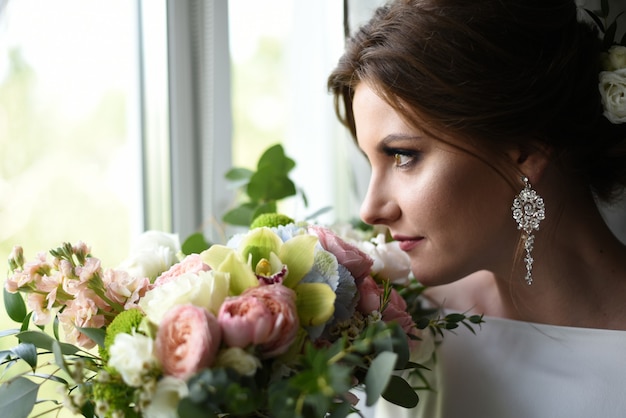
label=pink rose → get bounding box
[151,254,211,288]
[356,275,382,314]
[356,276,419,350]
[156,304,221,380]
[309,225,373,283]
[218,284,298,358]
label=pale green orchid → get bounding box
[200,227,336,327]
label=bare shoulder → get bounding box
[423,270,498,315]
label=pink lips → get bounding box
[394,235,424,252]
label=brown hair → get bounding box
[328,0,626,201]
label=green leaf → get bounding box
[601,0,609,18]
[225,167,254,182]
[181,232,211,255]
[18,331,80,355]
[51,340,70,376]
[77,327,106,349]
[20,312,32,332]
[381,374,419,408]
[3,288,27,323]
[178,398,218,418]
[583,8,605,33]
[0,377,39,418]
[11,343,37,371]
[257,143,295,174]
[0,329,20,338]
[223,203,259,226]
[605,20,617,49]
[247,167,296,201]
[250,202,278,226]
[364,351,397,406]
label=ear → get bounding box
[505,142,552,185]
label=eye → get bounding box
[394,153,414,168]
[382,146,421,169]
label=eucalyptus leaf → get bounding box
[0,377,39,418]
[53,315,60,341]
[178,398,218,418]
[18,330,80,355]
[0,349,12,363]
[29,372,68,385]
[11,343,37,371]
[20,311,32,332]
[52,340,70,376]
[3,288,27,323]
[381,374,419,408]
[364,351,397,406]
[0,328,20,338]
[76,327,106,349]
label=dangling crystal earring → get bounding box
[511,177,545,285]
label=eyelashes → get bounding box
[383,147,421,169]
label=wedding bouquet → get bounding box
[1,214,481,418]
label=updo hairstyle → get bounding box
[328,0,626,201]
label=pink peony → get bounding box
[218,284,299,358]
[151,254,211,288]
[309,225,373,283]
[156,304,221,380]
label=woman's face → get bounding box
[353,82,519,285]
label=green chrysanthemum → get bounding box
[100,308,146,362]
[92,371,140,418]
[250,213,294,229]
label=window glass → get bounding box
[0,0,142,268]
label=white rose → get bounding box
[358,234,412,284]
[214,347,262,376]
[603,45,626,71]
[139,270,230,324]
[108,332,157,387]
[118,231,181,280]
[599,68,626,124]
[143,377,189,418]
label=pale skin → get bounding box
[353,81,626,330]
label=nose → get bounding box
[359,176,400,226]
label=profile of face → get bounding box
[353,82,522,286]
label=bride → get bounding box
[328,0,626,416]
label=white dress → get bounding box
[375,315,626,418]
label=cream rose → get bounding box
[214,347,262,376]
[599,68,626,124]
[139,270,229,324]
[143,377,189,418]
[602,45,626,71]
[358,233,412,285]
[108,331,157,387]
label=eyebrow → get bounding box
[377,134,422,150]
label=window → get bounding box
[0,0,143,265]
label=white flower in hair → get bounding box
[599,46,626,124]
